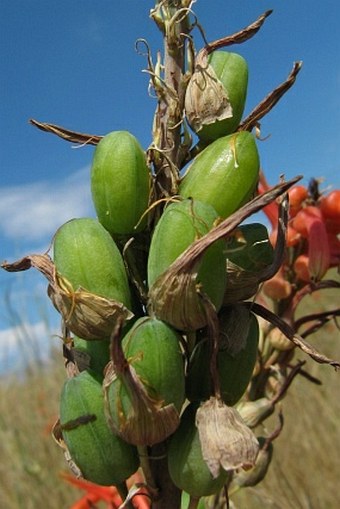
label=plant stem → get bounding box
[187,496,201,509]
[148,6,192,506]
[152,0,190,198]
[149,441,182,509]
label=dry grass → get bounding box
[232,280,340,509]
[0,351,75,509]
[0,275,339,509]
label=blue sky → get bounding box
[1,0,340,372]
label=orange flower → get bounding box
[263,269,292,300]
[258,173,279,228]
[288,185,308,217]
[61,472,151,509]
[294,254,311,283]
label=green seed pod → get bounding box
[179,131,260,219]
[147,199,226,321]
[91,131,151,236]
[53,217,132,310]
[72,336,110,377]
[226,223,274,272]
[186,307,259,405]
[60,370,139,486]
[223,223,274,304]
[104,317,185,446]
[168,403,230,498]
[185,50,248,142]
[181,492,206,509]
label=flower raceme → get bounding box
[259,174,340,285]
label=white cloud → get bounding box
[0,320,59,375]
[0,166,95,243]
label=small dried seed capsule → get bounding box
[179,131,260,219]
[185,50,248,142]
[235,398,274,428]
[186,307,259,405]
[60,370,139,486]
[168,403,230,498]
[91,131,151,236]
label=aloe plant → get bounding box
[2,3,340,509]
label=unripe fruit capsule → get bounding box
[147,199,226,317]
[60,370,139,486]
[186,308,259,406]
[168,403,230,497]
[179,131,259,219]
[91,131,151,236]
[53,217,132,310]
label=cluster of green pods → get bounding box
[51,47,270,501]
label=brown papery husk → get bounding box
[185,49,233,134]
[148,176,301,331]
[103,321,180,446]
[196,397,259,479]
[1,253,133,340]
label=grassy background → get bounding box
[0,276,339,509]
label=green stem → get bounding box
[137,445,159,498]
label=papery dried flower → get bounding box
[229,437,273,491]
[104,361,180,446]
[103,318,184,446]
[1,254,133,340]
[185,49,233,135]
[196,397,259,478]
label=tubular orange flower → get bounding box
[263,269,292,300]
[306,212,331,281]
[294,254,310,283]
[61,473,121,508]
[288,185,308,217]
[320,190,340,234]
[291,206,322,238]
[328,233,340,267]
[293,215,331,283]
[258,173,279,228]
[270,225,301,248]
[61,472,151,509]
